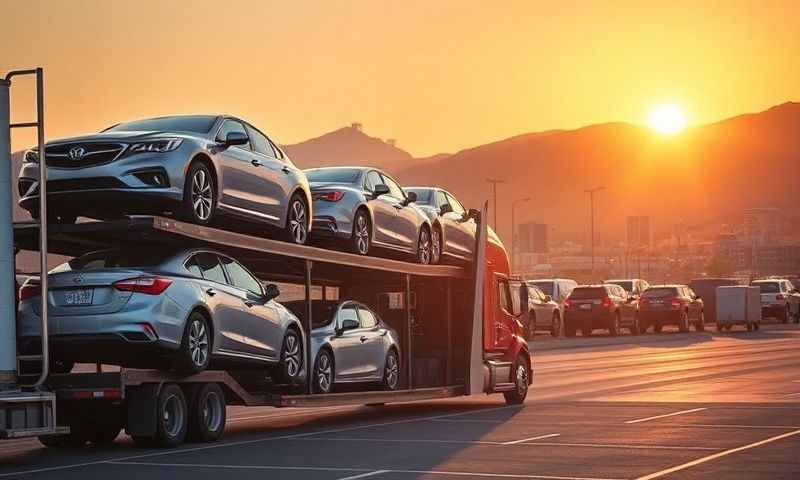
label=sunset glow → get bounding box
[648,104,687,135]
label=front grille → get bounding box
[45,142,126,168]
[45,177,126,193]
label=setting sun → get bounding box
[648,104,688,135]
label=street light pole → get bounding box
[511,197,531,271]
[584,186,605,279]
[486,178,505,230]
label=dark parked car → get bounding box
[18,115,312,244]
[563,284,639,337]
[639,285,705,333]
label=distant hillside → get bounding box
[394,102,800,246]
[283,125,416,170]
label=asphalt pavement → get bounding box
[1,323,798,479]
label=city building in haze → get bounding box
[626,216,651,248]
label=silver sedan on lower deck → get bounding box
[17,248,305,383]
[305,167,434,264]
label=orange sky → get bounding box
[2,0,798,156]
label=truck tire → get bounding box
[504,353,530,405]
[186,383,226,443]
[134,384,188,448]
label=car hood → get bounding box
[41,130,202,146]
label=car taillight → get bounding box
[776,294,786,300]
[564,299,571,308]
[601,297,612,308]
[113,277,172,295]
[671,298,682,309]
[312,191,345,202]
[19,283,41,302]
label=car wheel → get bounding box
[564,318,576,338]
[551,312,561,337]
[746,321,753,331]
[695,312,706,332]
[313,349,334,394]
[679,311,690,333]
[186,383,226,443]
[417,226,432,264]
[630,314,641,335]
[351,209,371,255]
[382,349,400,391]
[181,162,216,225]
[285,194,309,245]
[609,313,620,336]
[175,312,211,374]
[430,226,443,265]
[504,353,529,405]
[782,306,790,324]
[277,328,303,385]
[654,323,663,334]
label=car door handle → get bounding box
[393,204,403,210]
[360,336,368,342]
[244,299,257,308]
[251,159,262,166]
[281,166,291,174]
[206,288,217,296]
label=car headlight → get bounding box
[23,149,39,163]
[127,138,183,155]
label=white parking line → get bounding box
[636,428,800,480]
[337,470,390,480]
[521,442,718,451]
[0,404,522,478]
[503,433,561,445]
[296,436,500,445]
[785,392,800,397]
[432,418,505,424]
[625,407,707,424]
[108,461,626,480]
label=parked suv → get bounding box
[750,279,800,323]
[639,285,704,333]
[18,115,312,244]
[527,278,577,328]
[563,284,639,337]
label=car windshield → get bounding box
[530,282,554,296]
[51,249,173,272]
[753,282,780,293]
[405,189,433,205]
[607,281,633,292]
[569,287,606,299]
[305,168,362,184]
[105,115,217,134]
[643,288,678,298]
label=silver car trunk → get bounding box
[32,269,139,316]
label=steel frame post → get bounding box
[0,78,15,388]
[405,273,412,390]
[304,259,313,395]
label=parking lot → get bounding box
[1,324,798,480]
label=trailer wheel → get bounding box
[187,383,226,443]
[382,349,400,391]
[504,353,529,405]
[134,383,187,448]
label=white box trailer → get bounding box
[715,286,762,331]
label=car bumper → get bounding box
[640,310,681,326]
[310,201,356,241]
[762,305,786,318]
[19,333,175,367]
[565,310,613,327]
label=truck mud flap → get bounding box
[125,384,158,437]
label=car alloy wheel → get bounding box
[353,211,371,255]
[279,330,303,383]
[191,168,214,222]
[551,313,561,337]
[314,350,333,394]
[417,227,432,264]
[287,196,308,245]
[430,227,442,265]
[383,350,400,391]
[188,318,210,369]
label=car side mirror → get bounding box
[373,184,390,197]
[336,318,359,335]
[405,191,417,203]
[222,131,249,147]
[264,283,280,302]
[544,295,552,303]
[440,203,453,215]
[467,208,480,221]
[695,295,701,300]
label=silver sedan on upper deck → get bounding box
[305,167,435,264]
[404,187,477,264]
[18,115,311,244]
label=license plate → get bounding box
[579,304,592,310]
[64,289,93,306]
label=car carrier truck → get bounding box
[0,68,532,449]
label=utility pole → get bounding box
[511,197,531,271]
[486,178,505,230]
[585,186,605,280]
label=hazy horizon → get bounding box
[2,0,799,156]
